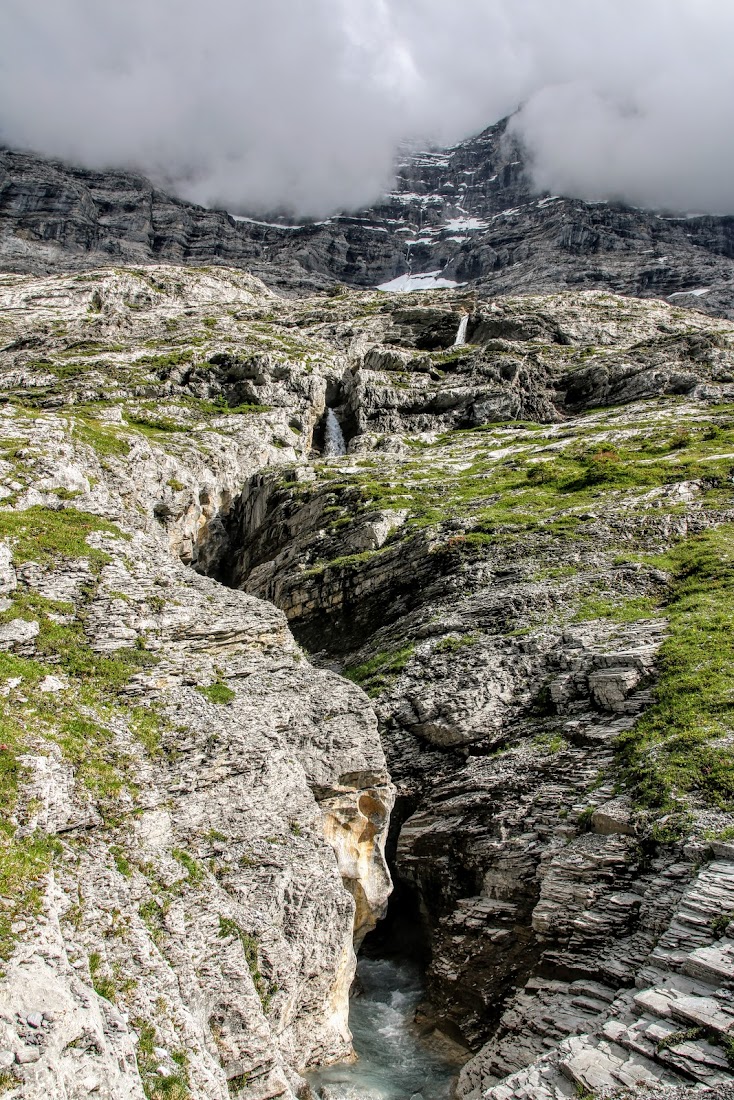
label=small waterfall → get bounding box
[453,314,469,347]
[323,409,347,457]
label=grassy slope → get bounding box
[306,401,734,817]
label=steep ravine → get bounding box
[0,267,732,1100]
[210,472,734,1099]
[194,303,734,1096]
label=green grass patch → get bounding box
[0,609,159,803]
[196,681,236,705]
[304,548,387,577]
[89,951,117,1002]
[0,506,124,568]
[73,418,130,458]
[533,733,569,755]
[0,830,62,964]
[344,645,415,697]
[228,1074,249,1096]
[218,916,276,1011]
[434,633,481,654]
[0,583,163,959]
[126,413,188,435]
[134,1018,191,1100]
[110,845,133,878]
[225,402,271,415]
[617,525,734,812]
[172,849,205,885]
[573,595,659,623]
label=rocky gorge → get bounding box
[0,257,731,1100]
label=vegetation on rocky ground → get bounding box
[218,916,277,1011]
[344,645,416,697]
[617,525,734,812]
[0,510,164,962]
[134,1017,191,1099]
[296,399,734,819]
[1,269,734,1094]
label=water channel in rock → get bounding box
[308,955,458,1100]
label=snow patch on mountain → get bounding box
[377,270,466,293]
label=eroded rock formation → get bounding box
[0,265,732,1100]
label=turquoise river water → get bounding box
[309,957,457,1100]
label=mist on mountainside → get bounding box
[1,0,732,217]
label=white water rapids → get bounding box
[309,957,457,1100]
[324,408,347,456]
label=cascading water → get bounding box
[324,408,347,457]
[309,957,457,1100]
[453,315,469,347]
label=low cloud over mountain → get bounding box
[1,0,732,217]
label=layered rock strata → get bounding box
[202,287,734,1094]
[3,118,734,316]
[0,265,732,1100]
[0,268,394,1099]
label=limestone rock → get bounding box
[0,265,732,1100]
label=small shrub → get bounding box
[172,849,205,885]
[533,733,568,755]
[197,681,236,705]
[712,911,733,938]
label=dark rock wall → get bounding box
[3,118,734,315]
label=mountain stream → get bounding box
[308,956,458,1100]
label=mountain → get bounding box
[1,122,734,1100]
[2,118,734,316]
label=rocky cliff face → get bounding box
[3,118,734,317]
[0,268,395,1099]
[0,265,732,1100]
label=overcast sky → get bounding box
[1,0,732,217]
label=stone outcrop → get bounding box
[0,265,733,1100]
[0,268,395,1098]
[466,846,734,1099]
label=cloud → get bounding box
[509,0,734,215]
[0,0,732,217]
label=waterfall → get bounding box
[453,314,469,347]
[323,409,347,457]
